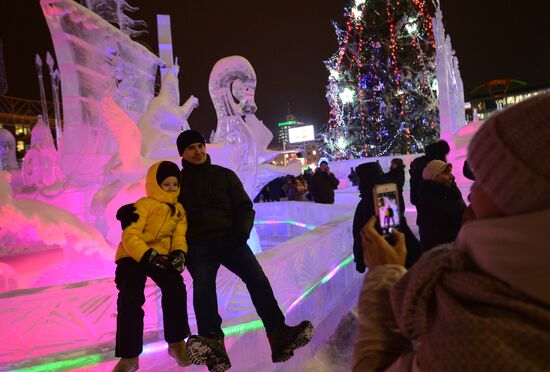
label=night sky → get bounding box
[1,0,549,138]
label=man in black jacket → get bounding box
[310,161,340,204]
[121,130,313,371]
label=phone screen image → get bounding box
[375,188,401,235]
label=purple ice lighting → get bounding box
[254,220,316,230]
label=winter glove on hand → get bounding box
[116,204,139,230]
[230,231,249,248]
[141,248,170,270]
[169,250,186,273]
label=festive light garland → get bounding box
[322,0,440,159]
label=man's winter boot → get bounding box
[187,334,231,372]
[168,339,192,367]
[268,320,314,363]
[112,357,139,372]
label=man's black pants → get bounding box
[186,239,285,338]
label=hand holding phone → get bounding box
[360,216,406,268]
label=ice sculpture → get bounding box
[101,94,147,180]
[0,262,17,293]
[209,56,259,196]
[90,93,150,244]
[209,56,298,199]
[0,171,112,259]
[138,65,198,159]
[0,128,18,170]
[37,2,297,252]
[206,56,301,254]
[81,0,147,38]
[41,0,162,188]
[432,1,466,136]
[21,116,61,189]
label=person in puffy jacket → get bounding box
[416,160,465,251]
[353,93,550,372]
[177,130,314,371]
[386,158,406,214]
[113,161,190,372]
[352,162,422,273]
[310,160,340,204]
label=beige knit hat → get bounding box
[467,93,550,215]
[422,160,451,181]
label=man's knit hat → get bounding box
[467,93,550,215]
[156,161,180,186]
[176,130,205,156]
[423,160,451,182]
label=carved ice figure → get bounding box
[21,116,61,189]
[41,0,162,188]
[0,128,18,170]
[432,2,466,137]
[0,171,112,259]
[82,0,147,39]
[209,56,258,197]
[93,62,197,241]
[90,93,149,240]
[138,64,198,159]
[101,94,147,180]
[207,56,301,253]
[209,56,297,200]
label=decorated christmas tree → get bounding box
[323,0,440,159]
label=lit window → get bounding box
[17,140,25,152]
[14,124,31,136]
[15,124,24,135]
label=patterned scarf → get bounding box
[390,210,550,372]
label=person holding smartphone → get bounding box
[351,162,421,273]
[310,160,340,204]
[353,94,550,372]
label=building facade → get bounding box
[0,95,56,161]
[466,84,549,121]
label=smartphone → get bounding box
[373,183,401,236]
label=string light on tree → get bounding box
[336,136,348,150]
[321,0,439,159]
[339,87,355,104]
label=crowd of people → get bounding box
[254,160,340,204]
[112,93,549,371]
[114,130,314,372]
[353,93,550,371]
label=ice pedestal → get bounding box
[1,202,360,370]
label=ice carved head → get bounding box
[232,79,257,114]
[209,56,257,118]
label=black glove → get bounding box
[140,248,170,270]
[169,250,186,273]
[229,231,249,248]
[116,204,139,230]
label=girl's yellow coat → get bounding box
[115,162,188,262]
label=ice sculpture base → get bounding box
[1,202,360,371]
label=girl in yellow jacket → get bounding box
[113,161,190,372]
